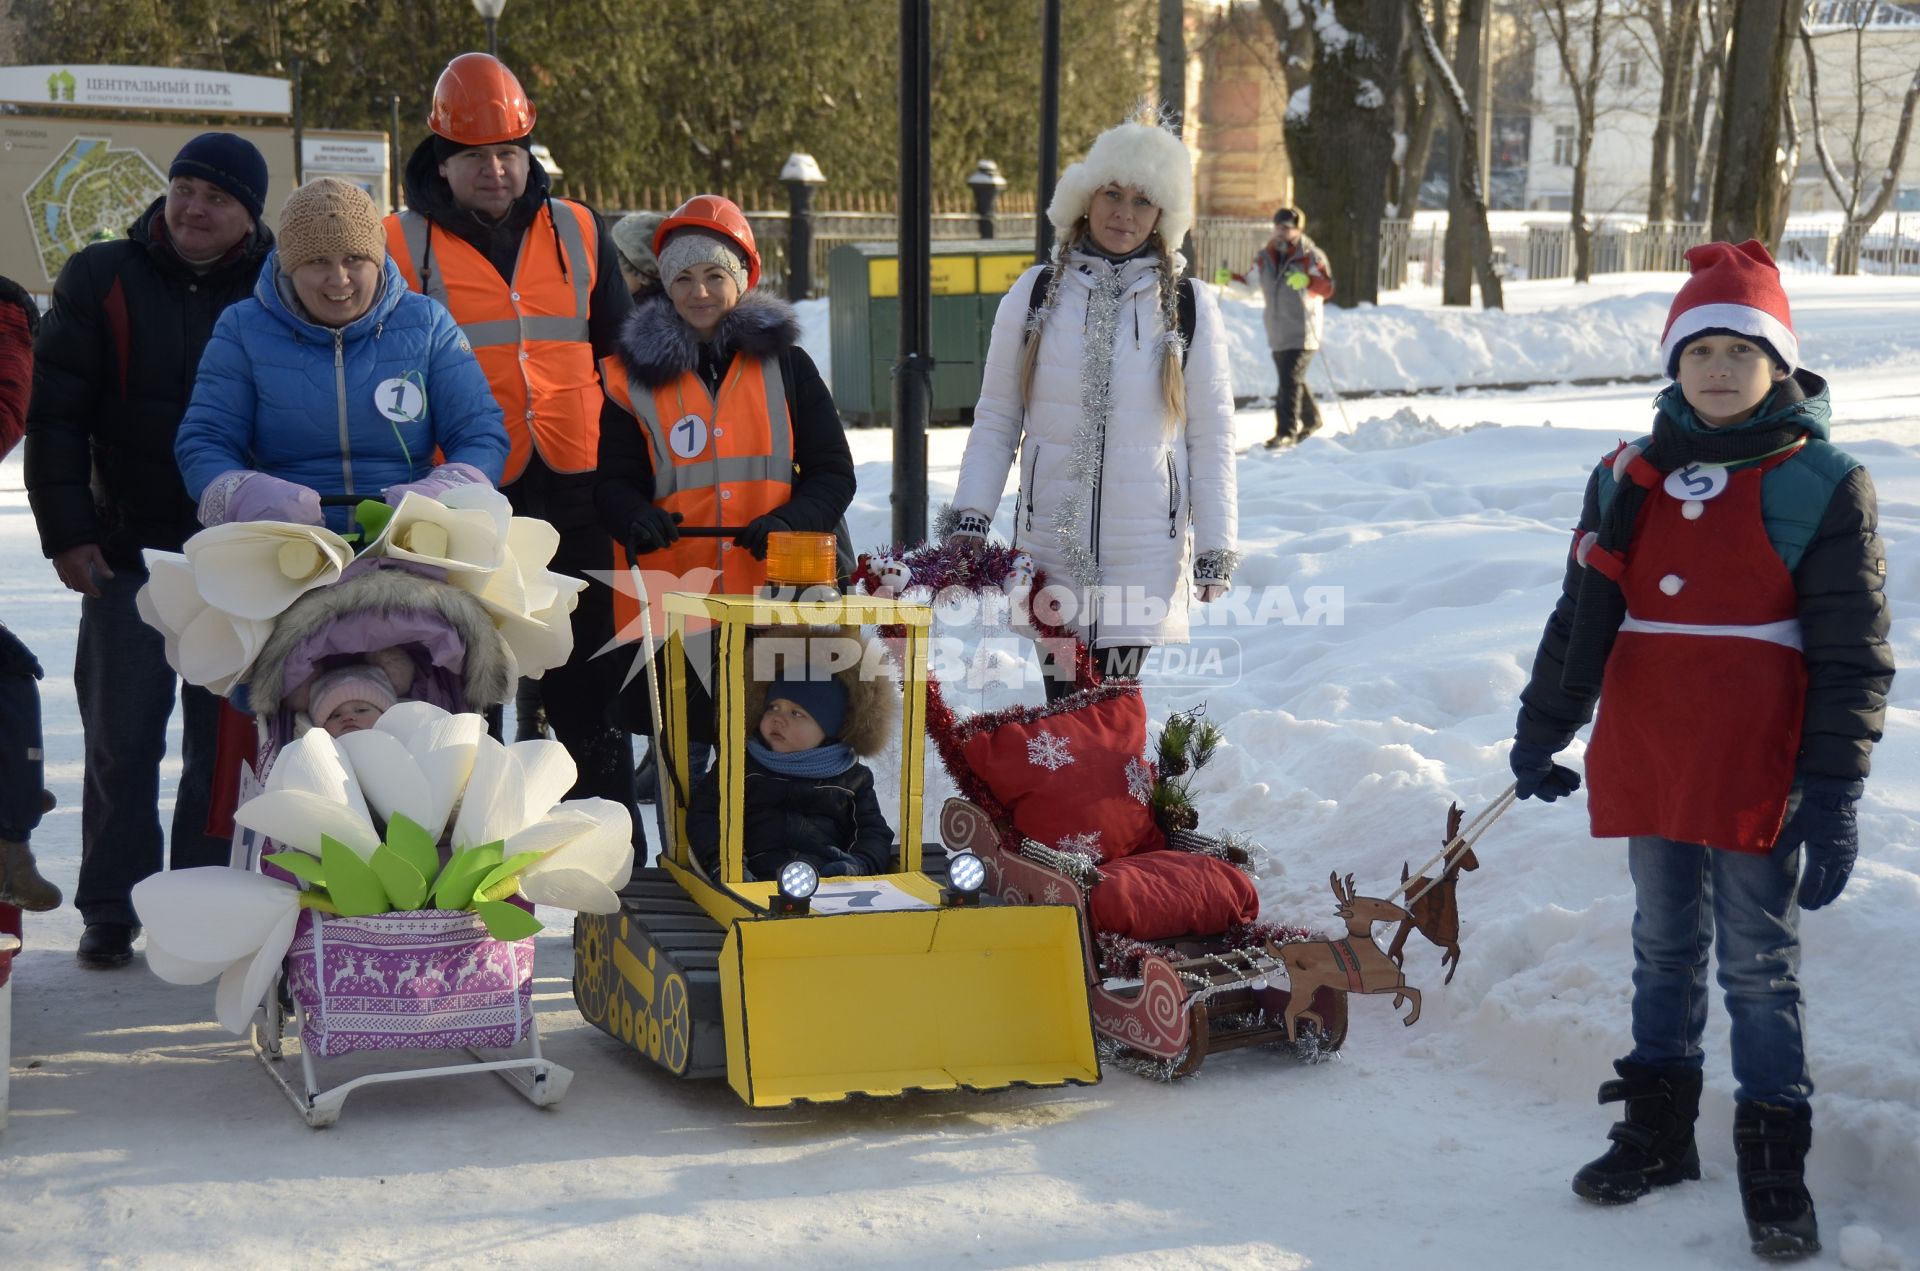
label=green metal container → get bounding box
[828,240,1038,427]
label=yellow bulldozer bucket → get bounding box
[718,902,1100,1107]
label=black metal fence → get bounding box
[625,206,1920,298]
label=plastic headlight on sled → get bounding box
[944,851,986,907]
[773,859,820,915]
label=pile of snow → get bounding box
[797,271,1920,404]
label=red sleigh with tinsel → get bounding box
[854,543,1347,1077]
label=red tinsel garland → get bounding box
[852,541,1116,822]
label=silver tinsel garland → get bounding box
[1052,263,1129,590]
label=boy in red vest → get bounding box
[1507,241,1892,1258]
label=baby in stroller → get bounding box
[296,649,410,738]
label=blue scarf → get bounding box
[747,737,856,779]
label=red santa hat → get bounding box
[1659,239,1798,378]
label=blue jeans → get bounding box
[73,567,227,926]
[1626,833,1811,1106]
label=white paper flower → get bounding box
[509,797,634,914]
[132,867,302,1034]
[182,521,353,620]
[134,551,275,695]
[364,491,507,573]
[232,729,381,858]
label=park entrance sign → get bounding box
[0,65,292,116]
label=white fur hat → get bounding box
[1046,108,1195,252]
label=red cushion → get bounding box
[1086,851,1261,943]
[960,689,1162,861]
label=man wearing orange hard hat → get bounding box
[384,52,637,826]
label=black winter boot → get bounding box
[1735,1101,1819,1258]
[1571,1060,1703,1204]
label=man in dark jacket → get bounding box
[1254,207,1334,449]
[23,133,272,967]
[383,54,637,830]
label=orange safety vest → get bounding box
[384,200,601,483]
[600,353,795,640]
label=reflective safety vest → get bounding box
[385,200,601,482]
[600,353,795,639]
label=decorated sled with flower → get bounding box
[133,489,631,1126]
[854,543,1349,1077]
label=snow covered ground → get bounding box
[2,275,1916,1270]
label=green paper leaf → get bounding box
[369,844,429,911]
[431,842,503,910]
[474,899,543,941]
[296,890,340,915]
[473,850,545,905]
[383,813,439,884]
[355,499,394,545]
[322,835,390,917]
[263,851,327,887]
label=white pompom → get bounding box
[1682,500,1704,521]
[1659,574,1684,596]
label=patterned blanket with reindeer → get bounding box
[285,909,535,1057]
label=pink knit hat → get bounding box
[308,665,397,725]
[1659,239,1798,378]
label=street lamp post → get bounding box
[472,0,507,57]
[967,160,1007,239]
[780,152,827,302]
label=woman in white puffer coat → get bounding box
[948,108,1237,701]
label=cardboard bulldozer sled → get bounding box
[573,585,1100,1106]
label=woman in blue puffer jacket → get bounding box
[175,177,508,534]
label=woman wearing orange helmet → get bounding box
[594,196,855,812]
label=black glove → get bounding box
[1777,776,1862,911]
[626,507,683,558]
[1509,739,1581,802]
[733,514,788,560]
[817,854,864,878]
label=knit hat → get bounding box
[766,675,849,740]
[276,178,387,271]
[169,132,269,221]
[1047,105,1195,254]
[657,227,750,294]
[612,212,665,276]
[1659,239,1798,378]
[308,665,398,727]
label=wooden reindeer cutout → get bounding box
[1268,872,1421,1042]
[1388,803,1480,985]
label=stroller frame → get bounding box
[249,971,573,1128]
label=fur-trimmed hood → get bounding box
[247,562,514,721]
[616,289,801,389]
[740,625,898,759]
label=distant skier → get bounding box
[1254,206,1333,449]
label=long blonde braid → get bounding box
[1018,219,1187,431]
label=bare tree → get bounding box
[1710,0,1798,244]
[1277,0,1406,307]
[1535,0,1608,281]
[1412,0,1503,307]
[1636,0,1703,223]
[1683,0,1734,221]
[1395,0,1450,216]
[1441,0,1492,304]
[1799,12,1920,272]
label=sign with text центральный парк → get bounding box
[0,66,290,116]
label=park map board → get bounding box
[3,118,295,290]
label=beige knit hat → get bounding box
[277,177,386,270]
